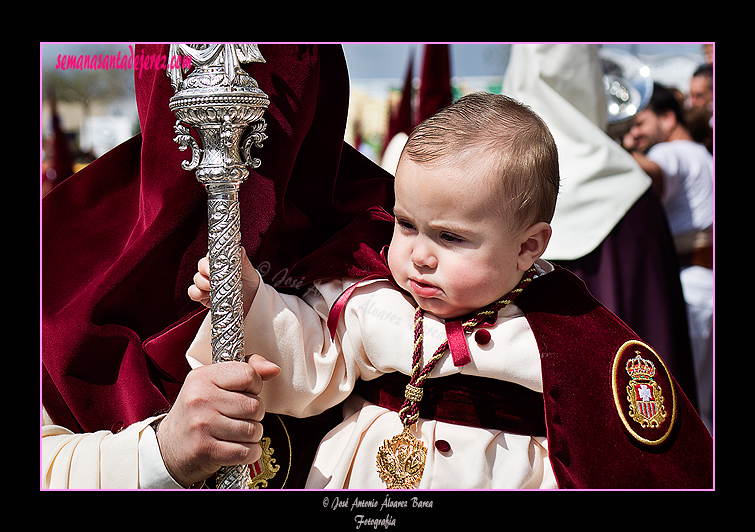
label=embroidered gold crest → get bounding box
[625,354,667,428]
[611,340,677,446]
[248,414,293,489]
[249,436,280,489]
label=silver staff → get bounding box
[168,44,270,489]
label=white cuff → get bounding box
[137,415,185,489]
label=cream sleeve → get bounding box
[41,409,183,489]
[185,270,385,419]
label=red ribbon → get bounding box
[445,319,471,367]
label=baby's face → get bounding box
[388,157,530,319]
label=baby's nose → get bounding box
[410,241,438,270]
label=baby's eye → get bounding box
[440,232,464,243]
[397,219,416,231]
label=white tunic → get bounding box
[41,413,181,489]
[186,261,557,489]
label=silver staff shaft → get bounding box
[168,44,269,489]
[206,184,245,364]
[207,183,248,489]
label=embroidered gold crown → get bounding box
[626,354,656,380]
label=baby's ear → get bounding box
[517,222,551,270]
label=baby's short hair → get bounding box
[402,92,560,230]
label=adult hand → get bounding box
[155,354,281,488]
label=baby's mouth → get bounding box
[409,278,442,298]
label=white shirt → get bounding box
[646,139,714,237]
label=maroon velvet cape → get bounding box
[41,45,395,439]
[516,266,712,489]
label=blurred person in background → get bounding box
[686,63,713,154]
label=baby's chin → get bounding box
[413,296,474,320]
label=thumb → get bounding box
[240,246,256,279]
[246,354,281,381]
[240,246,261,316]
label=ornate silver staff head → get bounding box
[167,44,270,489]
[168,44,269,188]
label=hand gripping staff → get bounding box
[167,44,269,489]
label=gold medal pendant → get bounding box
[376,426,427,489]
